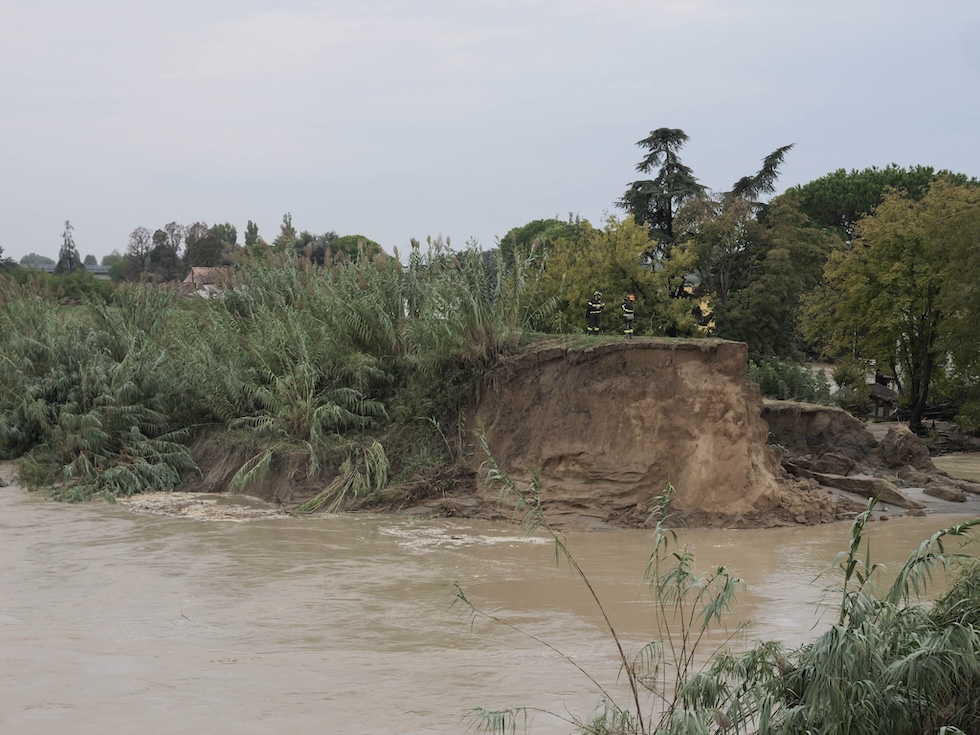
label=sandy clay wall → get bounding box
[469,340,836,529]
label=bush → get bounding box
[748,358,833,404]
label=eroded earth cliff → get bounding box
[466,339,834,529]
[462,339,980,529]
[175,337,980,528]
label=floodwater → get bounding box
[2,454,980,735]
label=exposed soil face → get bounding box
[764,401,980,516]
[447,338,980,530]
[464,339,839,529]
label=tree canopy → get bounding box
[801,180,980,432]
[619,128,793,255]
[619,128,705,248]
[497,217,583,265]
[534,215,700,336]
[54,220,81,275]
[19,252,54,267]
[787,164,980,240]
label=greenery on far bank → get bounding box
[461,452,980,734]
[3,126,980,502]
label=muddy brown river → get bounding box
[2,454,979,734]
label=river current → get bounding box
[2,454,979,735]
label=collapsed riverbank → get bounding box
[5,337,980,528]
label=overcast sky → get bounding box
[2,0,978,263]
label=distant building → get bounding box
[181,267,231,297]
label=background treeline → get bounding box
[6,213,383,285]
[2,127,980,501]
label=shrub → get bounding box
[748,358,833,404]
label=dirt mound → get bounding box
[764,400,980,515]
[467,339,837,529]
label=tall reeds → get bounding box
[0,280,196,499]
[1,241,550,504]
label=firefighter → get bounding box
[586,290,604,334]
[621,293,636,337]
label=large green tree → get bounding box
[687,194,840,360]
[667,144,817,360]
[536,215,698,336]
[787,164,979,240]
[0,244,16,271]
[497,217,583,265]
[244,220,260,249]
[148,229,186,281]
[619,129,793,254]
[802,180,980,432]
[294,229,337,266]
[211,222,238,251]
[124,225,153,280]
[619,128,705,250]
[272,213,297,252]
[332,235,383,262]
[184,229,226,268]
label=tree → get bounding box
[211,222,238,251]
[802,181,980,433]
[184,231,225,268]
[332,235,383,262]
[729,145,795,204]
[675,191,838,360]
[183,222,209,254]
[536,215,699,335]
[698,195,839,360]
[122,226,153,280]
[147,229,185,281]
[272,213,297,252]
[83,254,97,266]
[180,223,238,267]
[930,185,980,429]
[101,251,123,267]
[0,243,16,271]
[497,217,583,265]
[787,164,979,240]
[619,128,706,250]
[294,229,337,266]
[244,220,260,248]
[19,253,55,267]
[101,250,124,281]
[182,221,225,267]
[55,220,81,274]
[163,222,185,253]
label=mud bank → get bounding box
[465,339,831,529]
[460,339,980,530]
